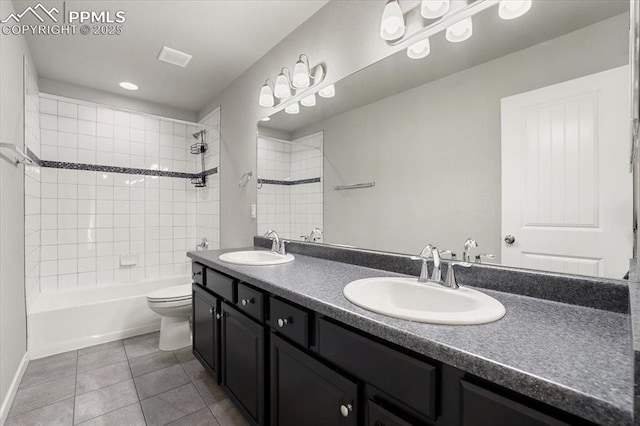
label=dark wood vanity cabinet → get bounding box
[221,302,266,426]
[191,263,597,426]
[192,284,220,382]
[271,334,358,426]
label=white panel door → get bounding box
[501,66,632,279]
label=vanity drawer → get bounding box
[317,318,437,420]
[192,262,206,286]
[237,282,264,322]
[367,401,412,426]
[205,269,235,302]
[269,297,309,348]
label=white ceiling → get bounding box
[21,0,329,113]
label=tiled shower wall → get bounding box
[256,132,323,240]
[196,108,220,250]
[34,95,219,292]
[24,61,41,310]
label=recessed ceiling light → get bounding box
[119,82,138,91]
[158,46,193,68]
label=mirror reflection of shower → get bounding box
[190,129,208,187]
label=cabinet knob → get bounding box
[193,271,202,276]
[340,404,353,417]
[216,313,221,320]
[241,298,254,306]
[277,318,289,328]
[209,307,216,315]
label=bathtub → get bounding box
[28,276,191,359]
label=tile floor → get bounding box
[6,332,248,426]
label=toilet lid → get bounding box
[147,284,192,302]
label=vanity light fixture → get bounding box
[301,93,316,107]
[380,0,405,40]
[421,0,450,19]
[285,102,300,114]
[274,68,294,99]
[318,84,335,98]
[445,0,473,43]
[498,0,531,20]
[407,38,431,59]
[259,54,327,111]
[388,0,531,59]
[292,55,311,88]
[119,81,138,91]
[259,80,275,107]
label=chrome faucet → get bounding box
[463,238,478,262]
[414,245,462,289]
[309,228,323,243]
[264,230,286,255]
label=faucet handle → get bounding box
[300,235,310,242]
[438,250,457,260]
[475,254,496,263]
[278,240,287,255]
[444,262,472,289]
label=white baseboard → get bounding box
[0,352,29,425]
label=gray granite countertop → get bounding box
[188,247,633,426]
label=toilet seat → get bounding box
[147,284,192,303]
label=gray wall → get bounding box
[199,1,409,248]
[39,78,197,122]
[293,14,628,256]
[0,0,29,412]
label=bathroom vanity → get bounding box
[188,241,631,426]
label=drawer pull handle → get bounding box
[277,318,289,328]
[241,298,254,306]
[340,404,353,417]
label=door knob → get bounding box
[504,235,516,244]
[340,404,353,417]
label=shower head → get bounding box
[193,129,207,139]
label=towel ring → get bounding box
[238,171,253,188]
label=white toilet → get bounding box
[147,284,192,351]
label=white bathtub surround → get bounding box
[24,62,41,311]
[28,277,189,359]
[257,132,323,240]
[37,95,220,292]
[196,108,221,250]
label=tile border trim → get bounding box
[25,147,218,180]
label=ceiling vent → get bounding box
[157,46,193,68]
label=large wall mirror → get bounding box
[257,0,633,279]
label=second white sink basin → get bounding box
[343,277,505,325]
[218,250,294,266]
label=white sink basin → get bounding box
[218,250,294,266]
[343,277,506,325]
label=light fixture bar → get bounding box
[388,0,498,47]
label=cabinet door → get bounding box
[271,334,358,426]
[461,381,569,426]
[221,302,265,426]
[192,285,220,382]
